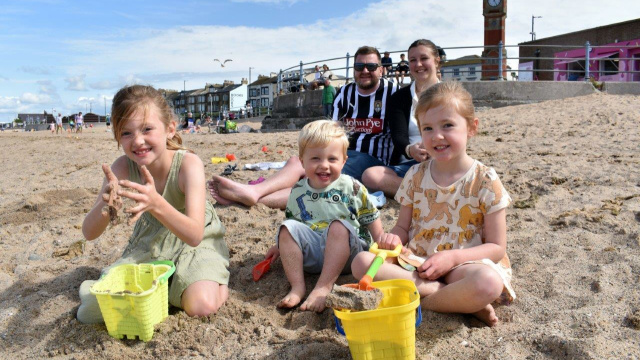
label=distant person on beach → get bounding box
[187,112,194,129]
[381,51,393,78]
[75,112,84,133]
[264,120,383,312]
[77,85,230,323]
[321,79,336,118]
[55,113,64,134]
[208,45,397,209]
[362,39,442,197]
[68,118,75,133]
[395,53,410,84]
[351,81,515,327]
[106,114,111,131]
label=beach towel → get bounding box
[243,161,287,171]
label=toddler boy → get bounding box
[265,120,384,312]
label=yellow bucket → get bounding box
[90,261,175,341]
[333,279,422,360]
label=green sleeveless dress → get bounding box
[110,150,229,307]
[78,150,229,323]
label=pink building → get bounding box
[554,39,640,82]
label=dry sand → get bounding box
[0,93,639,359]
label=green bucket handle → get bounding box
[148,260,176,284]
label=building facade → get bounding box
[553,38,640,82]
[169,80,247,118]
[519,18,640,81]
[441,55,482,81]
[248,74,278,110]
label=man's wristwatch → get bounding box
[405,144,412,158]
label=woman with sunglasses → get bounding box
[361,39,441,197]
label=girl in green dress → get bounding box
[78,85,229,323]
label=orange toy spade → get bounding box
[252,255,274,281]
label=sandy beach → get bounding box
[0,92,639,359]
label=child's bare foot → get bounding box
[299,287,331,313]
[207,179,236,206]
[472,304,499,327]
[277,287,305,309]
[209,175,260,206]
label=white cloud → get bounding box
[65,75,87,91]
[20,92,52,104]
[90,80,115,90]
[37,80,57,95]
[20,66,50,75]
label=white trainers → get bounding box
[369,191,387,209]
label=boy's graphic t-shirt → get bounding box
[285,174,379,245]
[395,160,512,259]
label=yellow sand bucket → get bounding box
[333,279,422,360]
[90,261,175,341]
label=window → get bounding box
[261,98,269,107]
[468,67,475,75]
[453,68,460,77]
[261,86,269,95]
[223,94,228,101]
[568,60,585,80]
[601,54,619,75]
[214,95,219,101]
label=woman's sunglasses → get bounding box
[353,63,380,72]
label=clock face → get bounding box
[488,0,501,6]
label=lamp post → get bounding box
[183,80,187,115]
[248,67,254,99]
[530,15,542,41]
[209,94,213,118]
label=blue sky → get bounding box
[1,0,638,122]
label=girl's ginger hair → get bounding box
[415,81,477,131]
[111,85,188,151]
[298,120,349,158]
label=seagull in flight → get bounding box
[214,59,233,67]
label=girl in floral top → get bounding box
[351,81,514,327]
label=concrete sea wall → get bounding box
[262,81,639,131]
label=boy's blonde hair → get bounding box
[415,81,477,131]
[111,85,188,151]
[298,120,349,158]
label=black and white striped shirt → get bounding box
[332,79,397,165]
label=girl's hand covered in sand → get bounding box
[100,164,124,225]
[417,250,456,280]
[377,233,403,250]
[117,165,162,225]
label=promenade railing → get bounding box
[276,41,640,93]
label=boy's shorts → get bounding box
[276,219,369,274]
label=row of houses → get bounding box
[164,79,248,119]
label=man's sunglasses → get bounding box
[354,63,380,72]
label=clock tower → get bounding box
[481,0,507,80]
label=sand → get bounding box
[0,92,639,359]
